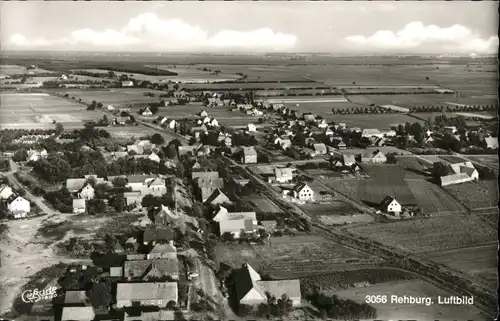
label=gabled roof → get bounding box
[380,195,399,208]
[293,182,310,193]
[219,219,254,234]
[150,242,176,255]
[66,178,86,192]
[116,282,178,303]
[275,168,293,179]
[61,306,95,321]
[123,259,179,279]
[342,154,356,164]
[242,146,257,156]
[205,188,233,205]
[143,227,174,244]
[126,175,156,184]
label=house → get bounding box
[165,119,176,130]
[123,258,179,281]
[148,152,161,163]
[483,136,498,149]
[440,162,479,187]
[362,129,384,138]
[205,188,233,206]
[66,178,86,193]
[333,139,347,150]
[78,184,95,200]
[317,119,328,129]
[72,199,86,214]
[247,123,257,132]
[143,227,174,245]
[312,143,327,155]
[115,282,178,308]
[219,219,256,238]
[303,113,315,122]
[7,196,30,218]
[64,290,88,305]
[154,205,181,226]
[342,154,356,167]
[292,183,314,201]
[209,118,219,127]
[212,206,258,225]
[361,150,387,163]
[61,306,95,321]
[147,241,177,260]
[274,168,294,183]
[241,146,257,164]
[199,110,208,118]
[114,116,129,125]
[444,126,458,134]
[380,196,401,216]
[197,177,225,202]
[141,107,153,116]
[121,80,134,87]
[234,263,301,307]
[324,128,334,136]
[142,177,167,197]
[0,185,13,200]
[126,175,156,192]
[27,148,48,162]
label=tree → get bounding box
[109,194,125,212]
[12,148,28,162]
[87,199,106,214]
[277,294,294,316]
[221,232,235,242]
[141,194,162,208]
[151,133,165,145]
[89,282,112,309]
[432,162,449,179]
[55,123,64,135]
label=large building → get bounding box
[116,282,178,308]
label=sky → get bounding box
[0,1,498,54]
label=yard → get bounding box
[212,235,383,278]
[419,243,498,292]
[346,215,497,253]
[0,93,102,129]
[406,180,468,215]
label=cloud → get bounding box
[345,21,498,53]
[8,13,297,51]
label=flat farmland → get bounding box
[104,126,160,141]
[465,155,499,170]
[181,81,326,90]
[192,64,309,82]
[334,279,489,321]
[213,235,383,277]
[406,180,467,215]
[0,93,101,129]
[157,105,257,126]
[346,215,497,253]
[56,89,165,107]
[322,113,424,129]
[300,201,361,217]
[0,64,54,76]
[153,65,241,83]
[395,156,432,179]
[347,94,458,107]
[443,180,498,210]
[420,244,498,292]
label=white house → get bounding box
[199,110,208,118]
[121,80,134,87]
[78,184,95,200]
[362,150,387,163]
[27,148,48,162]
[72,199,86,214]
[7,196,30,218]
[380,196,401,216]
[440,162,479,187]
[141,107,153,116]
[292,183,314,201]
[483,136,498,149]
[362,129,384,139]
[247,123,257,132]
[209,118,219,127]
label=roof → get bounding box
[362,128,382,136]
[66,178,86,192]
[219,219,254,234]
[72,199,86,209]
[124,310,175,321]
[313,143,327,152]
[143,227,174,244]
[191,171,219,180]
[257,279,301,300]
[126,175,156,184]
[293,182,310,193]
[116,282,178,303]
[64,290,88,305]
[242,146,257,156]
[342,154,356,164]
[150,242,176,254]
[380,196,399,208]
[484,136,498,148]
[440,173,471,185]
[61,306,95,321]
[205,188,233,205]
[275,168,293,179]
[123,259,179,279]
[448,161,475,175]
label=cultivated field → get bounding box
[0,93,102,129]
[182,81,327,90]
[0,64,54,76]
[465,155,499,170]
[212,235,383,278]
[55,88,165,108]
[301,201,361,217]
[321,113,425,129]
[443,180,498,210]
[395,156,433,178]
[153,65,241,83]
[346,215,497,253]
[104,126,161,141]
[334,279,489,321]
[348,94,496,108]
[189,64,311,82]
[419,243,498,292]
[406,180,468,215]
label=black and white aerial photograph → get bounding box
[0,1,498,321]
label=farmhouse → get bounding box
[342,154,356,167]
[115,282,178,308]
[205,188,233,206]
[78,184,95,200]
[483,136,498,149]
[121,80,134,87]
[234,263,301,307]
[292,183,314,201]
[72,198,86,214]
[247,123,257,132]
[380,196,402,216]
[125,175,156,191]
[141,107,153,116]
[440,162,479,187]
[127,140,156,155]
[194,173,225,202]
[143,227,174,245]
[241,146,258,164]
[361,150,387,163]
[27,148,48,162]
[213,206,257,238]
[148,152,161,163]
[312,143,328,155]
[274,168,294,183]
[7,195,30,218]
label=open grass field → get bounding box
[419,243,498,292]
[181,81,326,90]
[395,156,432,178]
[240,194,283,214]
[465,155,499,170]
[301,201,361,217]
[0,93,102,129]
[346,215,497,253]
[0,64,54,76]
[334,279,489,321]
[104,126,160,141]
[190,64,311,82]
[443,180,498,210]
[212,235,383,277]
[55,88,165,107]
[406,180,468,215]
[348,94,496,108]
[153,65,241,83]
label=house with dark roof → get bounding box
[142,227,174,245]
[123,258,179,281]
[116,282,178,308]
[234,263,301,307]
[379,196,402,216]
[205,188,233,206]
[292,183,314,201]
[147,241,177,260]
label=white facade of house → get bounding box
[8,196,30,216]
[383,199,401,214]
[0,185,14,200]
[247,124,257,132]
[78,184,95,200]
[293,184,314,201]
[148,152,161,163]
